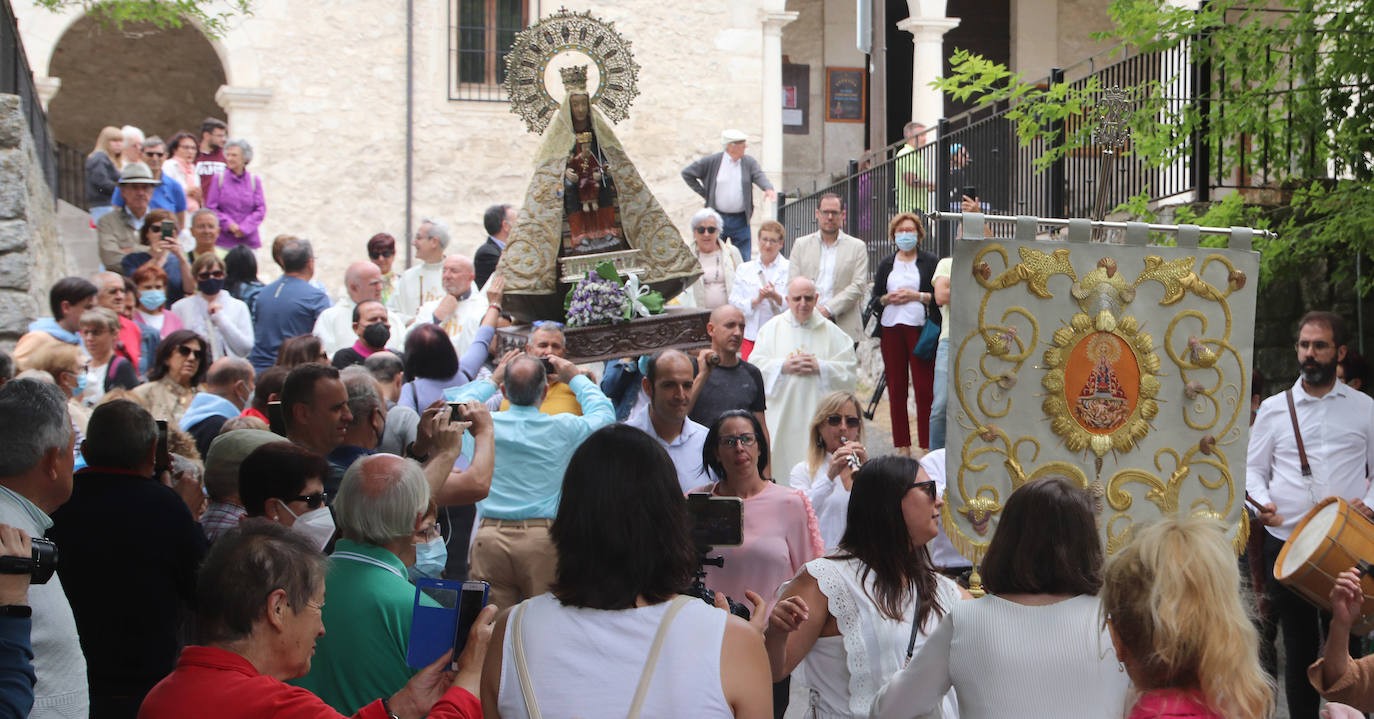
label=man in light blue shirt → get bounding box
[452,352,614,608]
[625,350,709,492]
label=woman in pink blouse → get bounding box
[689,410,823,613]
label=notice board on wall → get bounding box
[782,62,810,135]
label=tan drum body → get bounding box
[1275,497,1374,635]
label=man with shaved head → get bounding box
[749,276,858,479]
[180,357,256,457]
[625,349,710,491]
[313,260,405,357]
[291,453,436,711]
[688,304,771,470]
[406,254,492,358]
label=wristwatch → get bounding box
[0,605,31,618]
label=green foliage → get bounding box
[936,0,1374,295]
[33,0,252,38]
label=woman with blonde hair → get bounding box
[86,126,124,222]
[787,390,868,550]
[1102,515,1274,719]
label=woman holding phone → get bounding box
[122,209,195,306]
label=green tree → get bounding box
[34,0,252,38]
[935,0,1374,293]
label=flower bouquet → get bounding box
[564,260,665,327]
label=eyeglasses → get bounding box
[416,524,441,542]
[1296,340,1333,352]
[818,210,843,217]
[909,480,938,501]
[369,250,395,259]
[694,226,719,234]
[196,270,226,280]
[288,491,328,509]
[759,235,784,244]
[532,320,565,330]
[719,433,758,449]
[143,151,166,158]
[176,345,205,359]
[825,414,862,429]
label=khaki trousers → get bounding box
[468,518,558,610]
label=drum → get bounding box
[1275,497,1374,634]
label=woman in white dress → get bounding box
[871,476,1131,719]
[765,455,965,718]
[788,391,869,550]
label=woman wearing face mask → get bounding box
[238,442,336,551]
[871,213,941,456]
[409,500,445,580]
[291,453,441,713]
[170,253,254,361]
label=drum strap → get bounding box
[1285,389,1312,477]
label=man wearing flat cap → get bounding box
[97,162,164,271]
[681,129,776,261]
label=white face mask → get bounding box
[279,502,336,551]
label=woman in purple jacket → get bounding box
[205,138,267,250]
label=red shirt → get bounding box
[116,314,142,371]
[138,646,480,719]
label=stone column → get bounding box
[897,0,959,127]
[214,85,274,141]
[33,77,61,112]
[761,10,797,219]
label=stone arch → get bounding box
[45,15,228,152]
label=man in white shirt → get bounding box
[387,218,451,323]
[1246,310,1374,718]
[406,255,491,358]
[787,194,869,342]
[681,129,777,262]
[728,220,790,359]
[313,261,406,357]
[627,350,708,492]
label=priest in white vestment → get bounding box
[405,254,493,358]
[750,276,858,482]
[312,261,406,356]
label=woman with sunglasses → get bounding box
[238,442,335,552]
[132,330,210,425]
[170,253,254,361]
[367,233,400,305]
[788,391,869,550]
[766,455,966,717]
[871,476,1130,719]
[683,208,743,310]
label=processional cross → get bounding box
[1090,86,1132,226]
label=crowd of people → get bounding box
[0,121,1367,719]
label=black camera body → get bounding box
[684,494,750,619]
[0,537,58,584]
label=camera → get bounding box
[447,401,468,423]
[684,494,750,619]
[0,537,58,584]
[539,357,555,375]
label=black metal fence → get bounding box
[0,0,58,204]
[780,42,1209,281]
[57,142,86,210]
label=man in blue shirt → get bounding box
[248,238,333,370]
[455,352,614,609]
[111,137,187,227]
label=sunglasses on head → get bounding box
[287,491,328,510]
[825,414,861,429]
[176,345,204,359]
[910,480,937,500]
[532,320,565,330]
[197,270,225,280]
[370,249,396,259]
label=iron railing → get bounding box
[57,142,86,210]
[0,0,57,204]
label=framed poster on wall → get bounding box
[826,67,865,123]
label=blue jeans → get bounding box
[719,211,751,261]
[930,337,950,451]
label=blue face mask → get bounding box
[139,289,167,311]
[411,535,448,579]
[72,372,87,398]
[895,232,920,252]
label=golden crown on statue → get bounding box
[559,65,589,93]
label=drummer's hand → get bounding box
[1330,568,1365,628]
[1257,502,1283,527]
[1351,499,1374,520]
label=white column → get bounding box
[33,76,60,111]
[897,1,959,127]
[760,10,797,220]
[214,85,273,141]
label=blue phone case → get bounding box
[406,578,462,669]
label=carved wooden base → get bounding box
[495,308,712,364]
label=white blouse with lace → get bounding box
[797,556,961,718]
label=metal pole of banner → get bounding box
[929,211,1279,241]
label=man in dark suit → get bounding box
[680,129,776,262]
[475,203,516,288]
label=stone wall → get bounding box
[0,94,64,348]
[779,0,868,193]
